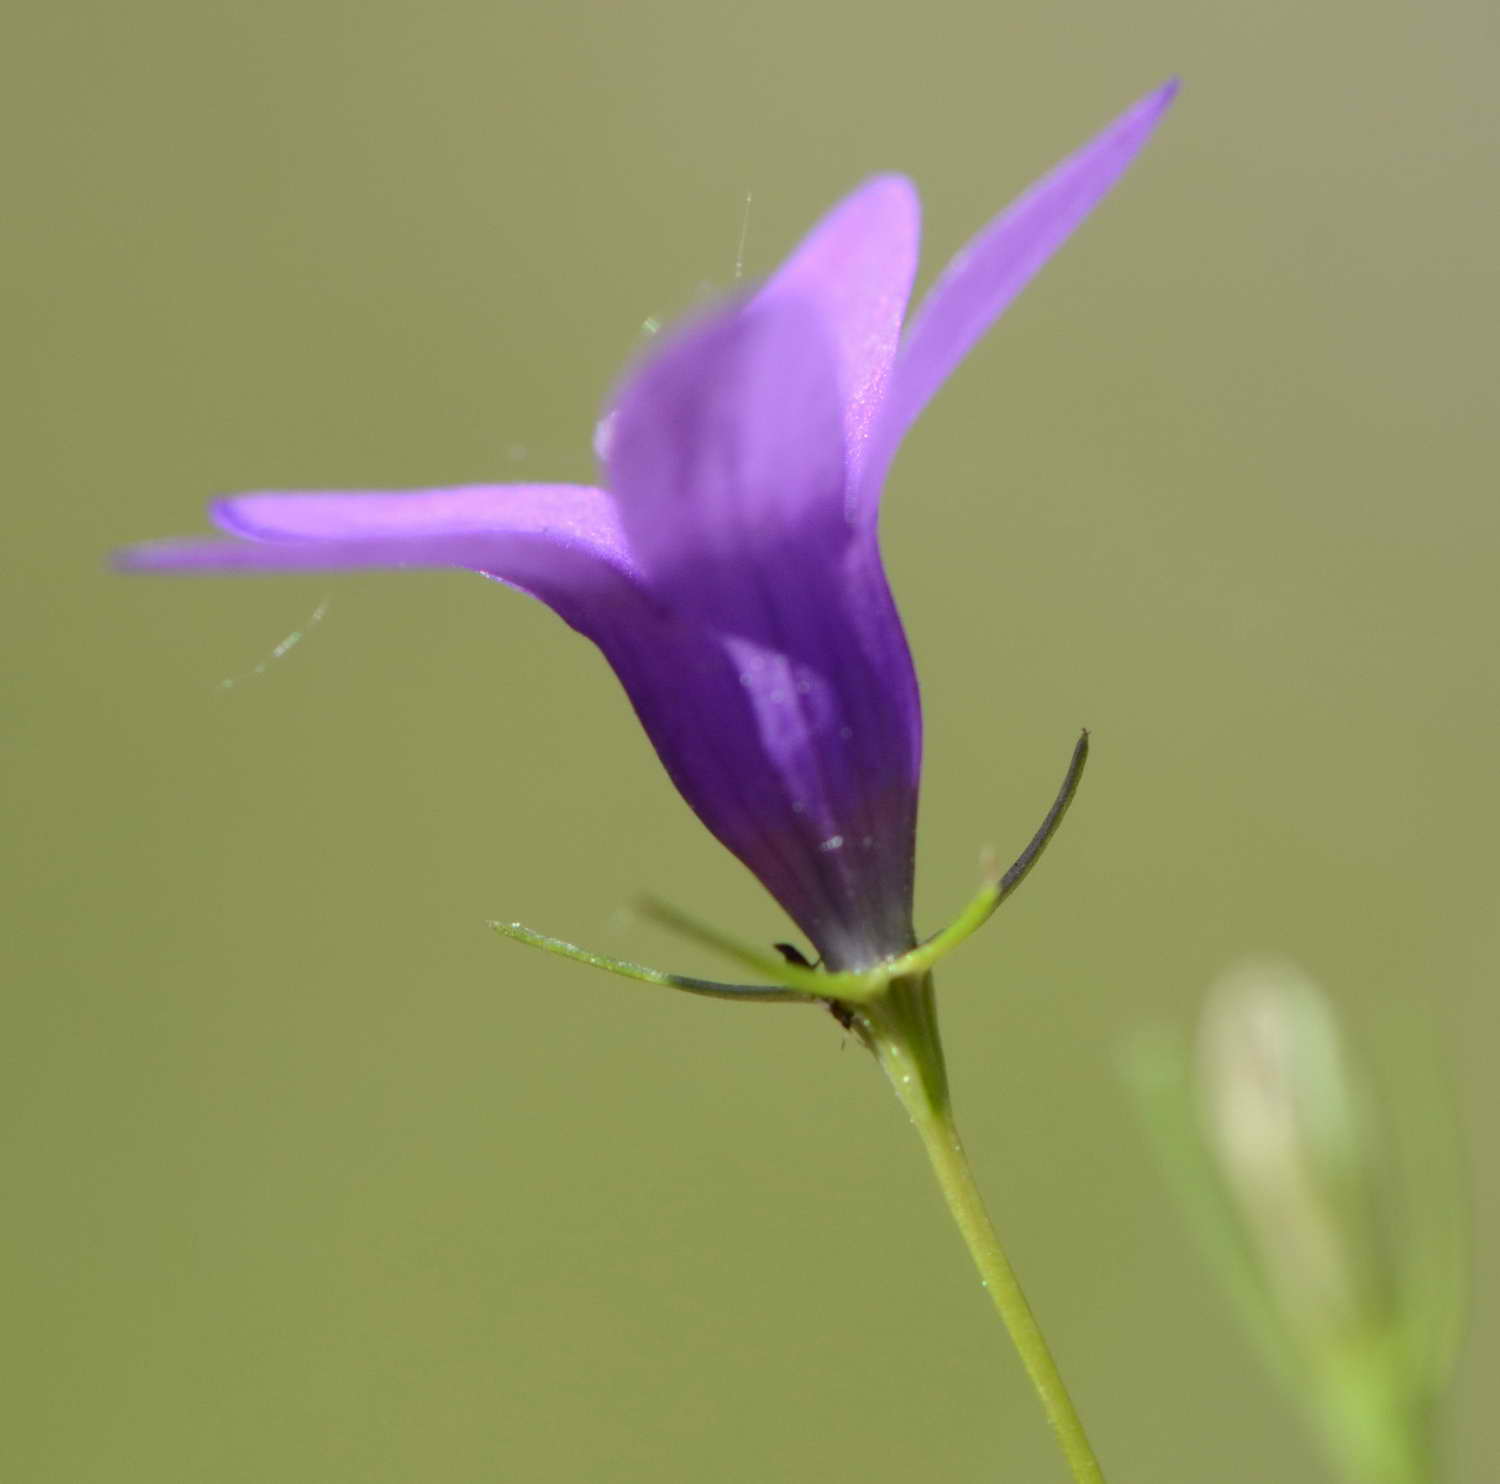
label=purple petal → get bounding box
[752,175,920,490]
[859,80,1179,517]
[603,297,921,966]
[593,568,921,971]
[604,296,850,609]
[116,484,638,626]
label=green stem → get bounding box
[862,974,1107,1484]
[1315,1353,1442,1484]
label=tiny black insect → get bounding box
[772,942,855,1031]
[772,942,816,970]
[825,999,858,1032]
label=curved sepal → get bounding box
[490,920,812,1003]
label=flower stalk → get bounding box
[860,972,1107,1484]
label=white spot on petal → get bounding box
[592,411,617,463]
[818,834,845,853]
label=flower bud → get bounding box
[1176,960,1463,1484]
[1196,959,1386,1354]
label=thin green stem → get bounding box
[1316,1376,1440,1484]
[864,976,1106,1484]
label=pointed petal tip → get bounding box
[111,543,156,572]
[801,170,918,228]
[1126,77,1181,131]
[854,171,920,210]
[110,497,272,568]
[1111,78,1181,141]
[853,81,1182,516]
[111,536,261,573]
[844,172,921,239]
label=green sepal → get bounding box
[490,920,811,1003]
[495,730,1089,1007]
[649,729,1090,993]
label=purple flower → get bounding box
[121,84,1176,972]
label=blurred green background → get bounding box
[4,1,1494,1479]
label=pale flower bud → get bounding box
[1197,959,1385,1351]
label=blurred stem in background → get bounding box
[1126,961,1468,1484]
